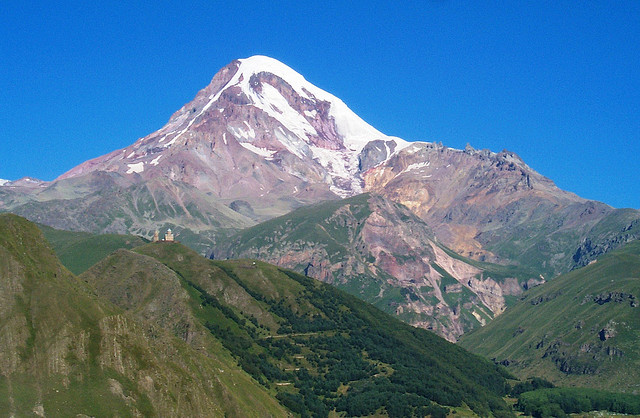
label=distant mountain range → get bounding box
[1,55,638,340]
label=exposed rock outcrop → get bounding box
[213,194,533,341]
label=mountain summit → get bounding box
[59,56,409,206]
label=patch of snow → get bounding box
[250,83,317,140]
[239,142,276,158]
[0,179,9,186]
[126,162,145,174]
[222,132,227,145]
[311,147,351,179]
[310,145,363,197]
[304,109,317,118]
[402,161,430,174]
[150,155,162,166]
[164,132,182,147]
[274,127,309,159]
[228,124,256,140]
[233,56,409,153]
[126,151,135,159]
[401,143,424,155]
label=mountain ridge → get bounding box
[212,192,539,341]
[56,55,410,201]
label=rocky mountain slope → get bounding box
[363,142,640,278]
[459,239,640,393]
[57,56,409,200]
[0,213,288,416]
[213,193,538,341]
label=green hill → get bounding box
[0,213,288,417]
[460,240,640,393]
[86,240,518,417]
[38,224,148,274]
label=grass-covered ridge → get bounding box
[134,242,515,417]
[460,239,640,392]
[0,214,288,417]
[39,223,147,274]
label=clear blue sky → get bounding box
[1,1,638,208]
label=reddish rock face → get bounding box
[364,143,615,276]
[214,194,532,342]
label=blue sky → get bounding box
[1,1,638,208]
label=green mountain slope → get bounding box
[212,193,538,341]
[0,213,288,417]
[460,240,640,393]
[570,208,640,270]
[484,205,640,279]
[96,240,517,417]
[38,224,147,275]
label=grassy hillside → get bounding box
[122,241,516,417]
[460,240,640,393]
[570,208,640,270]
[483,205,640,279]
[0,214,288,417]
[39,224,147,274]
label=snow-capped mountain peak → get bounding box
[233,55,404,152]
[58,56,411,198]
